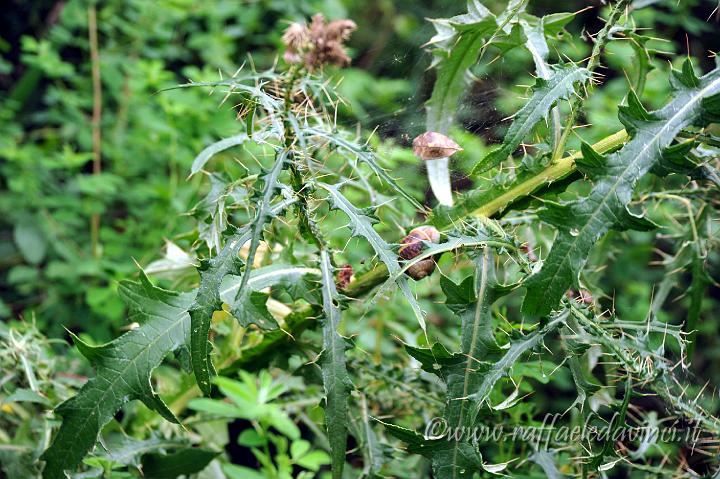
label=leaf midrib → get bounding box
[449,249,491,479]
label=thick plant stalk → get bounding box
[426,157,454,206]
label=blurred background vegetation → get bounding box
[1,0,719,476]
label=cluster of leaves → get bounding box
[4,0,720,478]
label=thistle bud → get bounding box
[336,264,354,290]
[567,289,593,305]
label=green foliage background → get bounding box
[1,0,720,478]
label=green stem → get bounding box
[434,129,629,228]
[551,0,630,161]
[283,68,328,253]
[677,129,720,148]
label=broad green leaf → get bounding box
[317,182,427,334]
[223,464,266,479]
[238,429,266,447]
[471,65,591,175]
[187,397,247,417]
[523,61,720,317]
[3,388,50,406]
[296,450,331,471]
[318,250,351,479]
[41,273,194,479]
[290,440,311,460]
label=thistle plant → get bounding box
[39,2,720,478]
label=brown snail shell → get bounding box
[399,226,441,280]
[412,132,462,161]
[406,259,436,280]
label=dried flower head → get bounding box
[282,13,356,70]
[412,132,463,161]
[282,22,309,64]
[283,22,308,50]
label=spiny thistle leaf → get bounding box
[189,190,296,396]
[523,60,720,317]
[317,182,428,333]
[189,229,247,395]
[425,0,497,134]
[355,395,392,478]
[465,310,567,417]
[386,251,560,478]
[191,133,249,176]
[432,250,503,478]
[381,420,512,478]
[304,127,423,211]
[373,227,516,304]
[219,264,320,304]
[318,250,351,479]
[167,77,284,140]
[232,149,290,298]
[520,17,562,146]
[42,273,194,479]
[471,65,591,175]
[223,264,320,330]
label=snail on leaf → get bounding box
[398,225,441,280]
